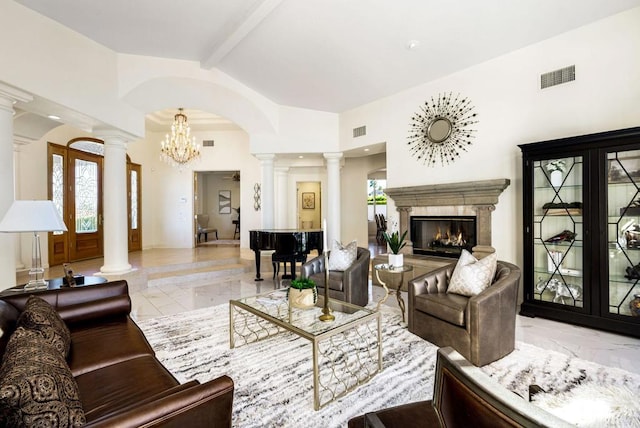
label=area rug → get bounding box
[137,305,640,428]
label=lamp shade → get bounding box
[0,200,68,233]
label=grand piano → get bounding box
[249,229,324,281]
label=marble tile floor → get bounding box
[19,246,640,375]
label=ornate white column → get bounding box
[95,129,132,275]
[0,84,32,289]
[274,166,289,229]
[256,154,276,229]
[323,152,343,248]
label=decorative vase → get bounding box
[288,288,316,309]
[550,170,563,187]
[630,294,640,317]
[388,253,404,268]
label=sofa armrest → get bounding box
[86,375,234,428]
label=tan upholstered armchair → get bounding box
[408,260,521,366]
[300,247,370,307]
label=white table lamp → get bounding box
[0,200,68,290]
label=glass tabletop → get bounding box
[373,263,413,273]
[230,288,376,338]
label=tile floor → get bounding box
[20,244,640,376]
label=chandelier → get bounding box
[160,108,201,167]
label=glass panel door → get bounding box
[48,144,69,266]
[68,150,103,261]
[128,163,142,252]
[607,149,640,317]
[532,156,584,308]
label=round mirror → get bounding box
[426,117,452,143]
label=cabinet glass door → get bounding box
[532,156,584,308]
[607,149,640,317]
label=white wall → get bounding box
[340,154,387,247]
[339,8,640,266]
[127,129,258,249]
[0,1,144,136]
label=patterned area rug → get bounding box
[137,304,640,428]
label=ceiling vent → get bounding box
[541,65,575,89]
[353,126,366,138]
[202,140,215,147]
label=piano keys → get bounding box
[249,229,324,281]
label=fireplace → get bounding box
[384,179,510,259]
[411,216,477,258]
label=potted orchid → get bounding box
[545,160,566,188]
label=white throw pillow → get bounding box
[328,240,357,271]
[447,250,498,297]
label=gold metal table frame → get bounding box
[229,290,382,410]
[374,263,413,323]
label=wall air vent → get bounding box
[202,140,215,147]
[353,126,366,138]
[541,65,575,89]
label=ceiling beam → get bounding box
[201,0,283,69]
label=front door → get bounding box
[48,141,142,264]
[68,149,103,260]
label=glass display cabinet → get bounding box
[520,127,640,338]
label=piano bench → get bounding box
[272,253,307,280]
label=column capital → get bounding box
[0,83,33,105]
[274,166,290,174]
[255,153,276,162]
[323,152,343,162]
[93,128,137,144]
[14,135,37,149]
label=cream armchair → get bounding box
[408,260,521,366]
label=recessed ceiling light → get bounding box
[406,40,420,50]
[364,148,370,152]
[298,155,304,159]
[47,115,61,120]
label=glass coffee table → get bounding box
[229,289,382,410]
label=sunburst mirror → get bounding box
[407,92,478,166]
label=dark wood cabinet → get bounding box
[520,127,640,338]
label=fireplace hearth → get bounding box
[411,216,476,258]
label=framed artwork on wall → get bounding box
[302,192,315,209]
[219,190,231,214]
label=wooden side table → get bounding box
[374,263,413,323]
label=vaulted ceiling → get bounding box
[16,0,640,114]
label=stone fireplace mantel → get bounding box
[385,179,510,257]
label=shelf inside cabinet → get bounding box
[534,184,582,190]
[534,241,583,248]
[533,268,583,278]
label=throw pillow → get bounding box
[447,250,498,297]
[17,296,71,358]
[328,240,357,271]
[0,327,85,427]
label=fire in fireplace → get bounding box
[410,216,477,258]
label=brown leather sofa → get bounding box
[348,346,572,428]
[300,247,370,306]
[0,280,233,427]
[408,261,521,366]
